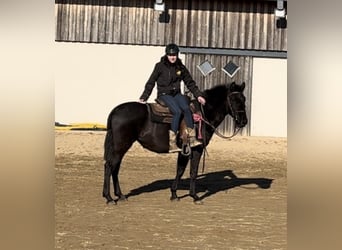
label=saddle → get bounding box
[147,98,199,124]
[148,99,173,124]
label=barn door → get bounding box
[183,53,252,136]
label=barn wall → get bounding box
[55,0,287,51]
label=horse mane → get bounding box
[203,84,229,109]
[203,82,242,106]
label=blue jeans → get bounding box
[159,93,194,133]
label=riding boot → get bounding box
[169,131,181,153]
[187,127,202,147]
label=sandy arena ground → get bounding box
[55,131,287,249]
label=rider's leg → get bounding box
[159,95,182,152]
[174,94,194,130]
[174,94,201,145]
[159,94,182,133]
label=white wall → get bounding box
[251,58,287,137]
[55,43,165,124]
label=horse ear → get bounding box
[240,82,245,91]
[228,82,236,91]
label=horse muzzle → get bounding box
[235,113,248,128]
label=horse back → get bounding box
[108,101,146,122]
[107,102,170,153]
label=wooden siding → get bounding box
[184,54,252,136]
[55,0,287,51]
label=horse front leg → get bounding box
[189,148,204,203]
[170,152,189,201]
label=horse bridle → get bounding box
[200,91,244,140]
[227,91,246,123]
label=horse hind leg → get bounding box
[103,129,116,204]
[111,156,127,201]
[103,153,127,204]
[103,123,134,204]
[103,161,116,204]
[103,131,129,204]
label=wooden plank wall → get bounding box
[185,54,252,136]
[55,0,287,51]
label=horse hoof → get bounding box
[170,193,179,201]
[106,200,117,205]
[117,197,127,202]
[190,195,203,204]
[194,199,204,205]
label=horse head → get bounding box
[226,82,248,128]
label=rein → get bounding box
[199,113,241,140]
[196,91,243,173]
[199,91,242,140]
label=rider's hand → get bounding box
[139,99,146,104]
[197,96,206,105]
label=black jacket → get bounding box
[140,56,203,101]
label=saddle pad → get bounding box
[148,103,173,123]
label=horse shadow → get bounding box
[126,169,273,201]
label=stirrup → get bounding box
[181,143,191,156]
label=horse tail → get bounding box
[104,111,114,161]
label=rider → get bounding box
[139,43,206,152]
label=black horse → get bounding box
[103,82,248,204]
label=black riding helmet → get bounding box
[165,43,179,55]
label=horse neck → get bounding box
[203,102,229,128]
